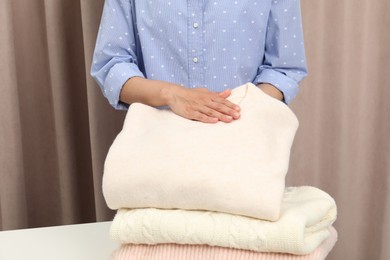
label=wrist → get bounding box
[160,83,183,106]
[257,83,284,101]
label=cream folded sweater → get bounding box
[103,83,299,221]
[110,227,337,260]
[110,186,337,255]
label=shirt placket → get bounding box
[187,0,204,88]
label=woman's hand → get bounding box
[162,86,241,124]
[120,77,240,123]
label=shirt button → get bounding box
[193,22,199,28]
[193,57,199,63]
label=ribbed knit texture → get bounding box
[110,227,337,260]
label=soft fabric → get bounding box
[103,83,299,221]
[110,186,337,255]
[110,226,337,260]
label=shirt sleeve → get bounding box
[253,0,308,105]
[90,0,145,110]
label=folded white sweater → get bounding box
[103,83,299,221]
[110,186,337,255]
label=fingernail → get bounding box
[234,112,240,118]
[226,116,233,120]
[234,106,240,111]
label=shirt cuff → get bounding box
[253,69,299,105]
[104,62,145,110]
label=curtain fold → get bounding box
[287,1,390,259]
[0,0,29,230]
[78,0,127,221]
[0,0,389,259]
[42,0,97,224]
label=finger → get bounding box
[217,90,241,111]
[190,111,219,124]
[198,106,233,123]
[214,94,240,112]
[218,89,231,99]
[208,98,241,119]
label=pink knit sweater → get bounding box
[110,226,337,260]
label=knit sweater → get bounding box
[110,226,337,260]
[110,186,337,255]
[103,83,299,221]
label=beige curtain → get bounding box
[0,0,122,228]
[0,0,389,259]
[289,1,390,259]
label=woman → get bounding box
[90,0,308,123]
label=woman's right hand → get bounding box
[162,85,241,124]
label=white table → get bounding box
[0,221,119,260]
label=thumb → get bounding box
[218,89,231,98]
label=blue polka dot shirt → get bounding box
[90,0,308,110]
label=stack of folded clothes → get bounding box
[103,83,338,260]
